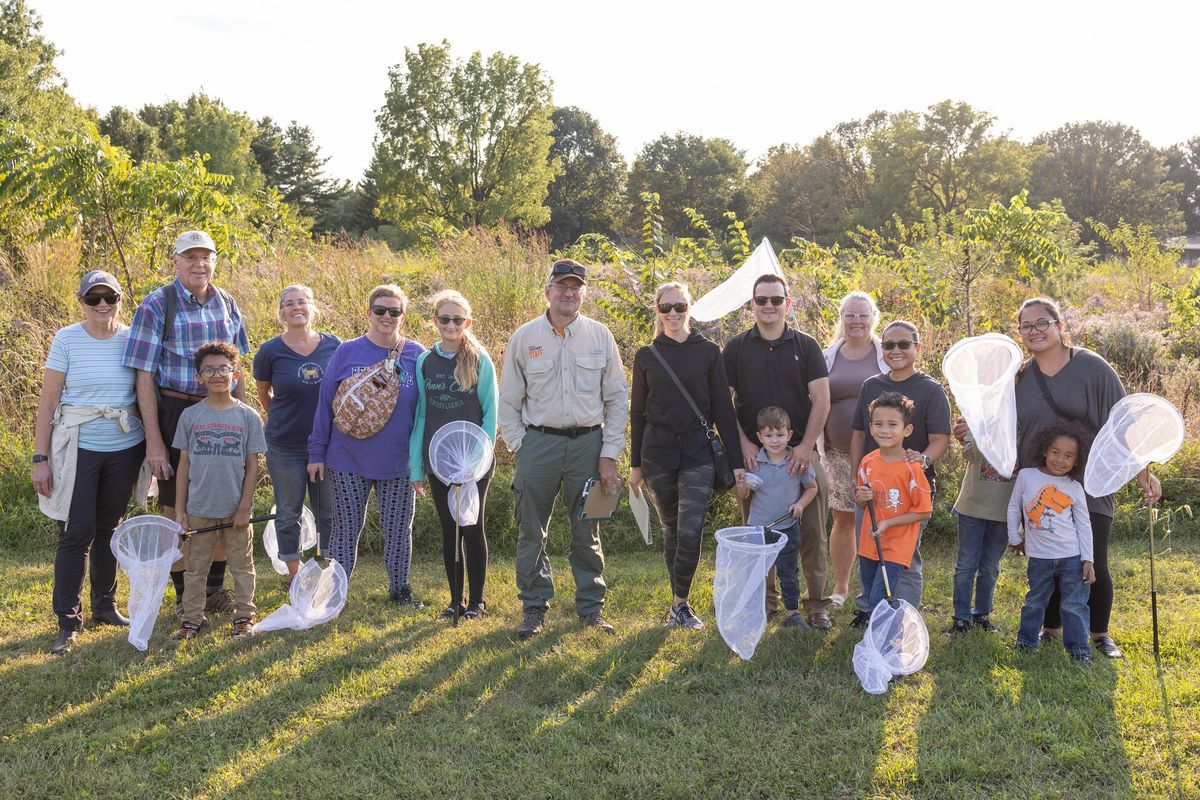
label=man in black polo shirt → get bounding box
[723,273,833,630]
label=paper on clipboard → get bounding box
[629,487,651,544]
[577,476,621,521]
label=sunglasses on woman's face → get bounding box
[881,339,916,351]
[656,302,688,314]
[82,292,121,306]
[753,295,786,307]
[371,305,403,317]
[436,315,467,326]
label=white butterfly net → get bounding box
[713,526,788,660]
[253,558,349,633]
[1085,393,1185,498]
[852,598,930,694]
[110,515,183,651]
[262,504,318,575]
[942,333,1023,479]
[428,421,494,526]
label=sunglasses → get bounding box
[551,261,587,279]
[371,305,404,317]
[1018,319,1054,335]
[753,296,786,307]
[198,365,234,378]
[82,292,121,306]
[881,340,916,351]
[436,315,467,326]
[656,302,689,314]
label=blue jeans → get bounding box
[1017,556,1091,657]
[858,556,904,612]
[952,511,1009,622]
[266,447,332,560]
[854,504,924,611]
[771,521,803,611]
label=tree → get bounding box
[544,106,626,249]
[1030,121,1183,240]
[628,133,748,238]
[0,0,89,129]
[98,106,163,163]
[1165,136,1200,233]
[251,116,337,219]
[372,40,557,234]
[163,93,264,193]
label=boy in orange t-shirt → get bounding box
[855,392,933,612]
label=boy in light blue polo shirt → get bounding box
[746,406,818,630]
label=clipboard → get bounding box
[577,476,621,521]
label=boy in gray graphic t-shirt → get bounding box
[172,342,266,640]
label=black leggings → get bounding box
[53,442,146,631]
[1042,511,1113,634]
[429,468,493,607]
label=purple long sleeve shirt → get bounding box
[308,336,425,480]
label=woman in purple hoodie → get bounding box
[308,285,426,608]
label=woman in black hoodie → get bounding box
[628,282,745,630]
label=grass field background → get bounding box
[2,530,1197,800]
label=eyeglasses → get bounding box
[198,365,234,378]
[549,282,583,294]
[656,302,689,314]
[753,296,786,307]
[551,260,587,280]
[82,292,121,306]
[1018,319,1054,335]
[436,315,467,326]
[841,312,872,321]
[881,340,916,351]
[371,305,404,317]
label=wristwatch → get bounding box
[919,454,931,470]
[32,453,48,464]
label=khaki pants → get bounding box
[180,516,256,624]
[741,454,830,615]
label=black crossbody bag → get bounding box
[649,344,737,492]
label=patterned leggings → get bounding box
[327,470,416,592]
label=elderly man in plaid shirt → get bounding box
[123,230,250,615]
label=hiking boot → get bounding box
[517,607,546,641]
[205,587,235,614]
[948,619,972,635]
[173,620,207,641]
[781,613,811,630]
[389,587,426,610]
[231,617,254,637]
[672,602,704,631]
[972,615,998,633]
[463,603,487,621]
[580,612,616,634]
[92,608,130,627]
[849,610,871,631]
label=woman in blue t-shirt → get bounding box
[409,290,498,621]
[253,285,340,582]
[32,271,146,655]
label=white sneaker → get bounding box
[829,593,846,609]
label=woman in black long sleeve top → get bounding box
[628,282,745,630]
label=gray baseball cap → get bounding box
[172,230,217,256]
[76,270,122,297]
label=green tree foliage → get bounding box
[1165,136,1200,233]
[251,116,338,220]
[1030,121,1183,241]
[98,106,163,163]
[163,93,264,193]
[628,133,749,239]
[372,40,557,236]
[0,0,88,129]
[1089,219,1187,311]
[544,106,626,249]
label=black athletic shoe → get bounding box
[948,619,972,635]
[972,615,998,633]
[849,610,871,631]
[389,587,426,610]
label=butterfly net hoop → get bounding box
[253,557,348,633]
[942,333,1023,479]
[263,504,318,575]
[428,421,494,526]
[713,526,788,660]
[1085,393,1185,498]
[110,515,184,650]
[852,598,930,694]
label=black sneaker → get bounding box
[972,615,998,633]
[948,619,972,635]
[463,603,487,620]
[517,607,545,640]
[389,587,426,610]
[672,602,704,631]
[438,604,466,622]
[849,610,871,631]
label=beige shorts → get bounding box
[823,446,856,513]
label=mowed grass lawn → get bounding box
[1,535,1197,800]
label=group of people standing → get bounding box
[33,231,1160,660]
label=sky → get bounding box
[31,0,1199,183]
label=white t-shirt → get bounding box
[45,323,144,452]
[1007,468,1094,563]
